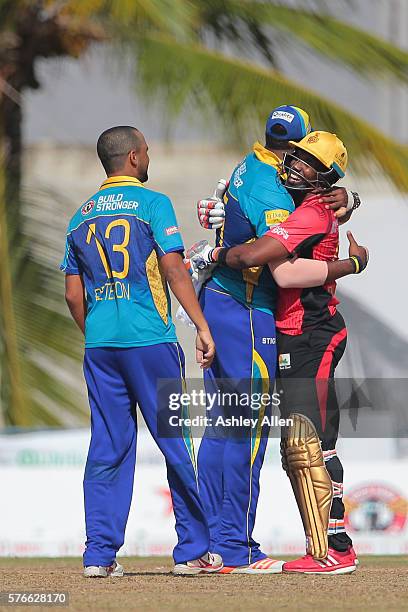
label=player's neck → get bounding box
[107,171,140,180]
[286,187,310,207]
[268,148,285,160]
[265,145,293,160]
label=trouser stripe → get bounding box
[316,328,347,431]
[175,343,197,475]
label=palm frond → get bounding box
[24,358,87,423]
[202,1,408,83]
[137,35,408,190]
[62,0,198,40]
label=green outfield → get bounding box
[0,556,407,611]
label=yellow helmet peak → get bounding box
[289,131,348,178]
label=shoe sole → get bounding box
[172,566,223,576]
[84,573,124,578]
[230,564,284,575]
[219,561,284,575]
[84,574,106,578]
[284,564,356,575]
[83,567,124,578]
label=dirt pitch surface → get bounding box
[0,556,407,612]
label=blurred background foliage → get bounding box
[0,0,407,426]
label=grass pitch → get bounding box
[0,556,407,611]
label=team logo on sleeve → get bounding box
[81,200,95,216]
[165,225,179,236]
[265,209,290,227]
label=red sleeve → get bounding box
[265,199,331,255]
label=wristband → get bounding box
[208,247,219,263]
[346,191,361,212]
[348,191,362,212]
[215,247,230,265]
[352,192,361,211]
[349,255,366,274]
[346,190,354,212]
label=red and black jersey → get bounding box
[266,193,339,335]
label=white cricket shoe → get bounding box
[83,560,124,577]
[173,552,223,575]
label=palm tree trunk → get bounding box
[0,81,22,222]
[0,101,26,426]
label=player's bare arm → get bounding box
[212,232,367,281]
[215,235,287,268]
[268,230,368,287]
[160,252,215,369]
[189,230,368,288]
[65,274,86,334]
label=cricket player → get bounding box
[61,126,223,577]
[193,106,358,574]
[193,131,368,574]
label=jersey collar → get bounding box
[253,142,282,170]
[100,175,144,190]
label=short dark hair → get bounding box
[97,126,142,174]
[265,122,292,150]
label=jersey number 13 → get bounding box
[86,218,130,279]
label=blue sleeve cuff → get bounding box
[157,245,184,257]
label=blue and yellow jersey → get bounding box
[60,175,184,348]
[212,142,295,314]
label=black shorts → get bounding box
[277,311,347,449]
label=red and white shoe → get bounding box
[172,552,223,575]
[283,547,358,575]
[219,558,284,574]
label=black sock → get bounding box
[328,532,353,552]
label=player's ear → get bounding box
[129,149,138,168]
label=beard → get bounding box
[140,169,149,183]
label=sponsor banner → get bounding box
[0,428,163,468]
[0,431,407,556]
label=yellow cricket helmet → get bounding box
[289,131,348,180]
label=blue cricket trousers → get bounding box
[82,342,209,566]
[198,282,277,566]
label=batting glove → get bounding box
[197,179,228,229]
[185,240,217,280]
